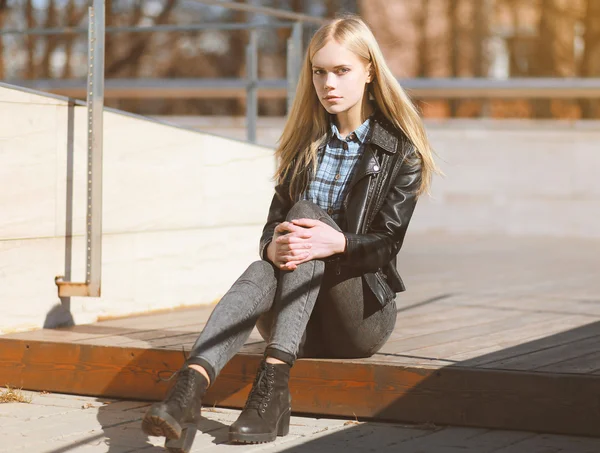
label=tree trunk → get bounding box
[532,0,576,118]
[416,0,430,77]
[532,0,557,118]
[0,0,7,79]
[106,0,177,76]
[25,0,36,79]
[580,0,600,118]
[61,0,87,79]
[448,0,459,116]
[39,0,58,79]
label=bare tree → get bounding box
[25,0,37,79]
[447,0,460,116]
[39,0,58,78]
[0,0,8,79]
[416,0,430,78]
[580,0,600,118]
[531,0,578,117]
[61,0,88,79]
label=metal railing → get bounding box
[54,0,105,298]
[15,77,600,100]
[40,0,321,298]
[6,0,600,298]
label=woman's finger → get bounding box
[287,242,311,251]
[281,251,310,262]
[276,233,311,244]
[276,222,304,234]
[287,233,312,243]
[291,218,320,228]
[279,243,310,253]
[285,253,312,267]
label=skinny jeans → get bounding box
[187,200,397,383]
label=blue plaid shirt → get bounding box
[302,117,372,225]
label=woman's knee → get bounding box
[286,200,323,221]
[241,260,275,281]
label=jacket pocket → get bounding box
[364,270,396,307]
[375,269,396,303]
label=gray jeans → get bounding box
[187,201,397,383]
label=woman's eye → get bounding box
[337,68,350,74]
[313,69,324,75]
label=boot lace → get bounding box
[169,368,198,410]
[156,349,201,410]
[245,363,275,413]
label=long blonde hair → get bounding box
[275,14,439,200]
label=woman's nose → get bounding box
[324,73,336,89]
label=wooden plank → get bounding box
[3,337,600,437]
[453,295,600,317]
[74,323,206,347]
[537,350,600,374]
[456,315,600,368]
[93,306,214,328]
[0,327,116,343]
[387,312,556,356]
[385,307,525,346]
[480,333,600,372]
[0,307,215,346]
[117,323,206,344]
[407,314,590,366]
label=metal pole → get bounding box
[88,0,105,296]
[286,21,303,112]
[56,0,104,297]
[191,0,326,25]
[246,29,258,143]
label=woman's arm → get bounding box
[259,182,292,261]
[341,146,423,272]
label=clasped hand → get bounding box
[266,219,346,271]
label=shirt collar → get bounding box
[330,115,372,144]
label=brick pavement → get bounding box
[2,390,600,453]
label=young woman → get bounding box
[142,14,437,453]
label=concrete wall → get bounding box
[161,116,600,239]
[2,84,599,334]
[0,85,275,334]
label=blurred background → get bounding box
[2,0,600,119]
[1,1,599,332]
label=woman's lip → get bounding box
[324,96,342,101]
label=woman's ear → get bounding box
[366,63,374,83]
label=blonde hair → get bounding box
[275,14,439,200]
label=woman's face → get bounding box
[311,39,372,115]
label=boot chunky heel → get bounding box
[277,408,291,437]
[165,425,197,453]
[229,360,292,444]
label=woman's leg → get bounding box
[313,265,397,359]
[142,259,279,452]
[260,200,335,365]
[187,202,330,381]
[185,259,279,384]
[229,201,333,444]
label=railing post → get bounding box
[286,21,303,112]
[56,0,104,297]
[246,28,258,143]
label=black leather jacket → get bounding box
[259,112,423,307]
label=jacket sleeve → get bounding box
[341,146,422,273]
[259,181,293,261]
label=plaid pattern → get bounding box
[301,117,372,225]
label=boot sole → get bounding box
[165,425,197,453]
[229,408,291,444]
[141,406,182,440]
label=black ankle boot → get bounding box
[229,360,292,444]
[142,366,208,453]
